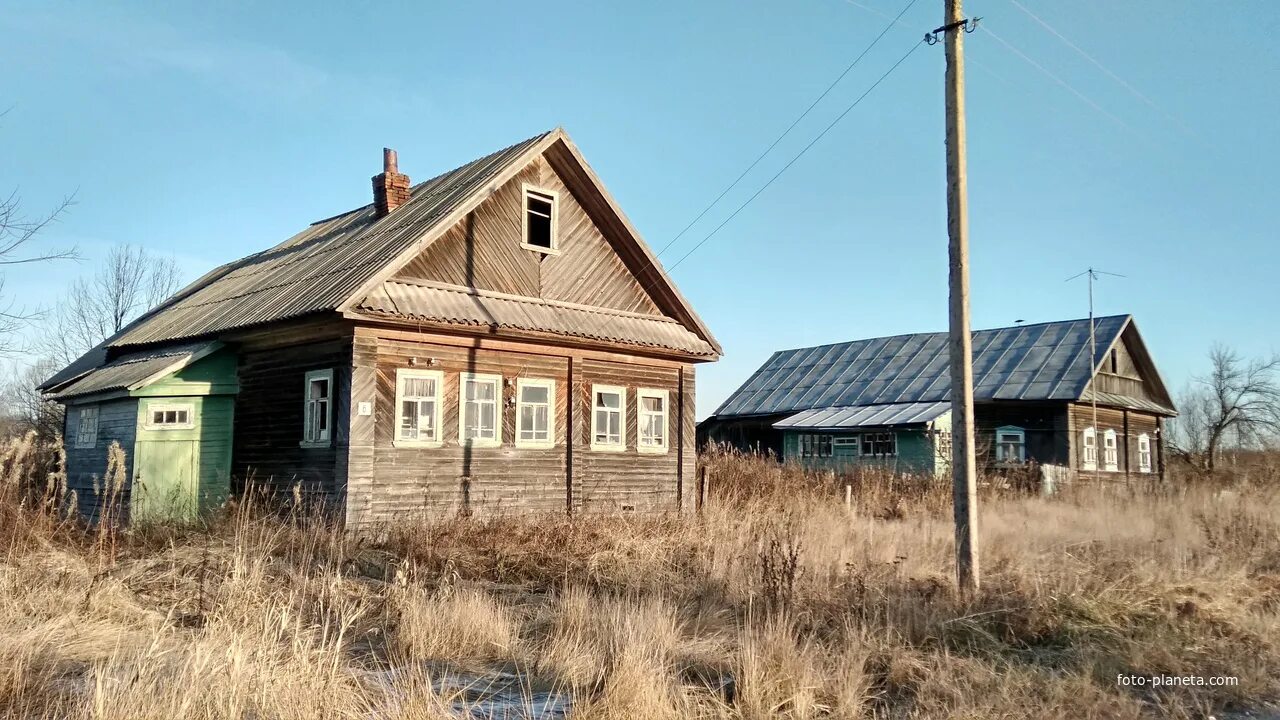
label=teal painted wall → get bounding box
[781,427,943,475]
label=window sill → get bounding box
[590,444,627,453]
[299,440,331,449]
[515,440,556,450]
[393,440,443,449]
[520,243,561,256]
[144,425,196,432]
[462,439,502,449]
[637,445,669,455]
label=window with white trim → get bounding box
[1081,426,1097,470]
[522,185,558,252]
[303,369,333,446]
[861,432,896,457]
[591,385,625,451]
[799,433,833,458]
[395,369,443,446]
[516,378,555,448]
[460,373,501,447]
[1137,433,1152,473]
[995,426,1026,464]
[637,389,668,453]
[1103,429,1119,471]
[74,405,99,449]
[145,403,194,430]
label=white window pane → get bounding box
[641,396,663,412]
[522,385,549,404]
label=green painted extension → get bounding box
[781,424,948,476]
[130,349,237,521]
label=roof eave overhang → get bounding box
[344,310,719,363]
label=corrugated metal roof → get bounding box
[714,316,1131,417]
[47,342,216,401]
[42,128,722,395]
[106,132,553,349]
[358,280,717,357]
[774,401,950,430]
[1080,389,1176,416]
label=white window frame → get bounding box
[515,377,556,449]
[302,369,334,447]
[143,402,195,431]
[1103,429,1119,471]
[995,425,1026,464]
[74,405,99,449]
[1137,433,1152,473]
[799,433,833,458]
[520,184,560,255]
[861,431,897,458]
[636,388,669,454]
[394,368,444,448]
[590,384,626,452]
[459,372,502,448]
[1081,426,1097,470]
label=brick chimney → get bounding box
[372,148,411,216]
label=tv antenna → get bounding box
[1065,267,1126,481]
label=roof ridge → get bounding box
[771,314,1131,356]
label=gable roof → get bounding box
[712,315,1174,418]
[42,129,718,393]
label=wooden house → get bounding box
[39,129,721,524]
[698,316,1175,479]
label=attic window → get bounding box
[1108,348,1118,374]
[521,185,558,253]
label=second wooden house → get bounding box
[699,316,1175,480]
[40,129,721,524]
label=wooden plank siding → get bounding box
[63,398,138,522]
[394,155,662,317]
[232,334,353,504]
[1066,403,1163,477]
[345,326,694,526]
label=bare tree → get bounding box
[41,244,181,364]
[1171,344,1280,473]
[0,190,77,353]
[3,356,65,439]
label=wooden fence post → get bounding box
[845,483,852,512]
[698,466,709,513]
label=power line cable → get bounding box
[654,0,922,259]
[979,25,1145,140]
[666,38,924,274]
[1006,0,1193,135]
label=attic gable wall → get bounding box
[393,154,662,316]
[1086,325,1174,408]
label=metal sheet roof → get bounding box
[358,280,717,357]
[774,401,950,430]
[109,133,553,348]
[1080,389,1176,416]
[42,128,722,394]
[714,316,1131,417]
[47,342,216,401]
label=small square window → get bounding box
[146,403,194,430]
[522,185,558,253]
[637,389,668,453]
[395,369,443,446]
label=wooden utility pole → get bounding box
[940,0,979,594]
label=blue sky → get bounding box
[2,1,1277,418]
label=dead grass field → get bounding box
[1,438,1278,719]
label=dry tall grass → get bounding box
[1,436,1277,719]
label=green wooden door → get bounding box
[133,439,198,521]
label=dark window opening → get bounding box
[1108,348,1118,374]
[525,190,554,249]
